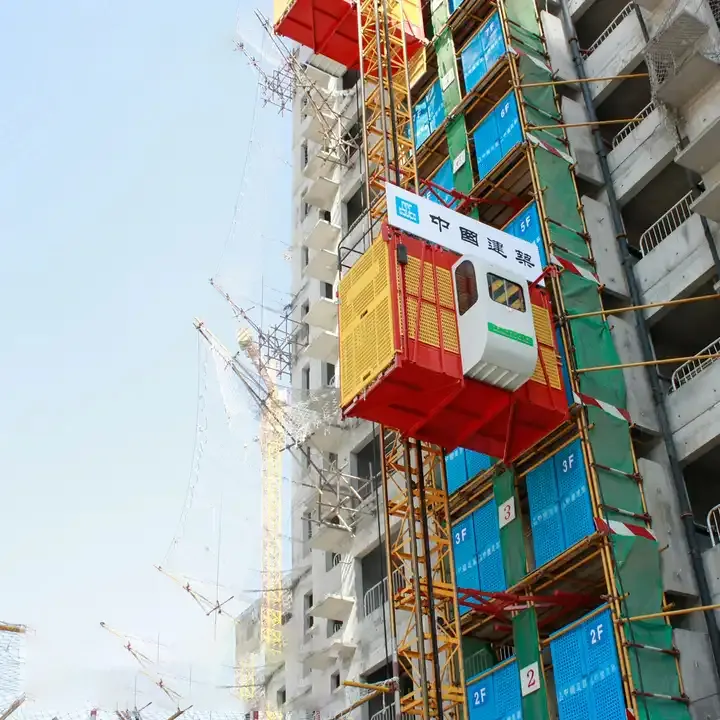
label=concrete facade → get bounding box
[237,0,720,716]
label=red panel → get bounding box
[274,0,424,70]
[342,227,569,463]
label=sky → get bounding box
[0,0,292,713]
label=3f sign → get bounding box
[455,527,468,545]
[590,623,604,645]
[562,454,575,474]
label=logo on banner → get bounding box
[395,196,420,224]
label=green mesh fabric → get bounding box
[561,273,628,408]
[436,29,461,114]
[533,148,585,232]
[587,406,645,521]
[612,536,691,720]
[446,117,478,218]
[493,469,526,586]
[463,638,496,680]
[430,0,448,37]
[513,609,550,720]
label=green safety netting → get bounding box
[514,608,550,720]
[436,29,462,113]
[613,536,691,720]
[587,406,645,522]
[494,469,526,586]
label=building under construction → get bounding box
[235,0,720,718]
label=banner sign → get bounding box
[386,182,543,284]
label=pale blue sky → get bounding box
[1,0,291,711]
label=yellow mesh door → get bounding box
[339,238,397,407]
[530,304,561,389]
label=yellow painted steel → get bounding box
[273,0,292,24]
[530,304,562,389]
[404,257,459,352]
[381,432,465,720]
[339,236,396,407]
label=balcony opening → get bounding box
[331,671,341,692]
[649,281,720,391]
[345,186,367,231]
[342,69,360,90]
[324,361,336,387]
[302,365,311,392]
[361,545,386,600]
[328,619,344,637]
[322,281,334,299]
[595,61,651,149]
[353,434,382,500]
[364,664,413,720]
[327,550,342,571]
[684,445,720,541]
[302,246,309,269]
[622,162,692,255]
[301,142,309,169]
[277,688,286,707]
[301,300,310,319]
[304,591,314,631]
[575,0,635,57]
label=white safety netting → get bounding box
[0,628,26,710]
[644,0,720,94]
[208,337,342,447]
[11,709,250,720]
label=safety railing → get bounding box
[585,2,636,57]
[640,190,694,256]
[363,568,406,616]
[465,645,516,680]
[612,101,656,148]
[709,505,720,546]
[670,334,720,391]
[370,706,412,720]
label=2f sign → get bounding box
[520,662,541,697]
[498,497,516,529]
[590,622,604,645]
[472,686,488,707]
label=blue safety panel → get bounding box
[456,565,480,616]
[473,502,506,592]
[526,456,565,567]
[550,609,626,720]
[467,662,522,720]
[424,158,458,208]
[555,440,595,550]
[453,516,477,568]
[466,450,494,480]
[449,0,467,14]
[413,80,446,149]
[468,675,495,720]
[503,202,547,268]
[460,12,506,93]
[473,92,522,181]
[446,447,469,494]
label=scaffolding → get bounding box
[273,0,703,716]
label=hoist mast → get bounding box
[355,3,464,720]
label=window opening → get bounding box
[455,260,478,316]
[487,272,526,312]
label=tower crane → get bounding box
[99,623,185,708]
[193,316,284,719]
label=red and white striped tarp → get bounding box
[550,252,601,285]
[573,390,632,424]
[595,517,656,541]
